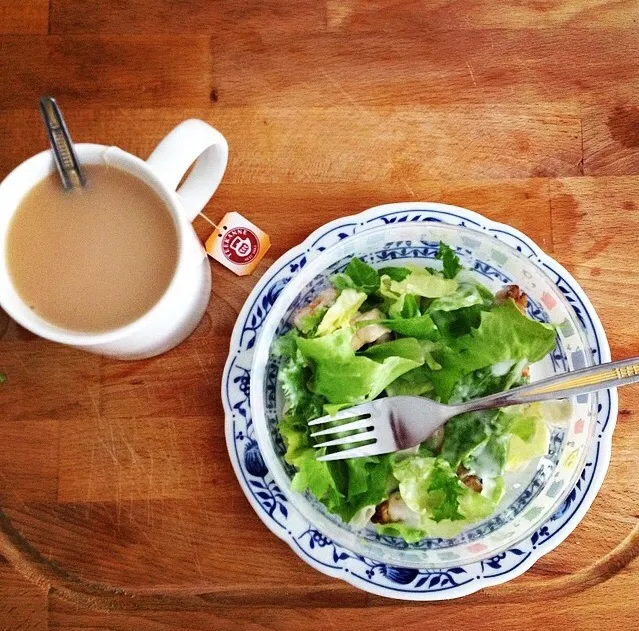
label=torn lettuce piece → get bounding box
[278,350,309,410]
[385,365,435,397]
[297,307,328,336]
[389,272,458,299]
[442,300,556,373]
[272,328,300,359]
[391,456,496,536]
[343,257,381,295]
[500,403,555,472]
[378,266,411,282]
[361,337,425,363]
[374,522,427,544]
[316,288,367,336]
[378,314,439,340]
[506,417,550,472]
[428,282,485,313]
[388,293,421,319]
[436,241,463,279]
[296,328,422,403]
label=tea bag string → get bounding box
[198,213,219,230]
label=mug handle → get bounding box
[146,119,229,222]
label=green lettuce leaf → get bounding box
[390,272,458,299]
[428,282,485,313]
[331,274,356,291]
[290,447,341,498]
[340,455,394,522]
[344,257,381,295]
[464,432,510,480]
[430,304,484,342]
[378,266,411,282]
[448,365,515,404]
[393,456,496,533]
[443,300,556,373]
[436,241,463,279]
[278,351,308,410]
[297,307,328,336]
[374,522,426,543]
[272,328,300,359]
[385,365,435,397]
[427,461,465,521]
[296,328,422,403]
[361,338,424,363]
[388,293,421,319]
[506,418,550,471]
[440,410,498,469]
[378,314,439,340]
[316,289,367,336]
[498,404,553,472]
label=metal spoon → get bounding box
[39,96,86,190]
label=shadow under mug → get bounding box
[0,119,228,359]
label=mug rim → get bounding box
[0,143,193,346]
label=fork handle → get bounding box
[458,356,639,414]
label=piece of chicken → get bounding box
[292,288,337,330]
[372,493,421,527]
[495,284,528,313]
[427,426,445,452]
[351,309,391,351]
[457,465,483,493]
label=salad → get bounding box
[275,243,563,542]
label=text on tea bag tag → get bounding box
[204,212,271,276]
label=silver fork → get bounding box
[309,356,639,461]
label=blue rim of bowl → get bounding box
[222,202,616,600]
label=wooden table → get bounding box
[2,1,639,629]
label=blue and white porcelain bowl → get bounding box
[224,203,615,596]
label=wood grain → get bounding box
[51,0,325,35]
[0,107,581,184]
[0,36,212,108]
[0,0,49,35]
[323,0,639,31]
[0,556,47,631]
[2,0,639,628]
[206,29,639,107]
[47,566,639,630]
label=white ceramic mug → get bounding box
[0,119,228,359]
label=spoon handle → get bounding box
[39,96,86,190]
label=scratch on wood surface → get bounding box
[188,440,204,490]
[85,443,95,502]
[191,347,210,382]
[166,418,183,486]
[89,387,121,469]
[147,451,155,524]
[120,432,141,467]
[301,166,325,194]
[465,60,477,86]
[13,352,31,376]
[318,69,418,199]
[400,179,416,199]
[140,529,160,554]
[176,507,204,580]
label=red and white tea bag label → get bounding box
[205,212,270,276]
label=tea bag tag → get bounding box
[204,212,271,276]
